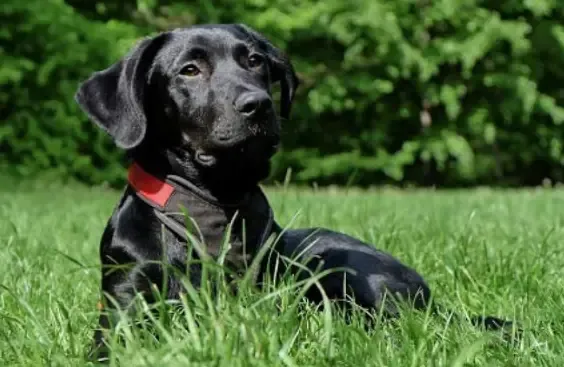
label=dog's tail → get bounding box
[467,314,516,330]
[429,303,522,341]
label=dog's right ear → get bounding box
[75,33,169,149]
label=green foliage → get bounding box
[2,0,564,187]
[0,0,138,185]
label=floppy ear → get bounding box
[237,24,300,119]
[74,33,169,149]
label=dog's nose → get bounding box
[234,92,273,117]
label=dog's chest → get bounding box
[158,188,275,269]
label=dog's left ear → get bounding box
[237,24,300,119]
[75,33,169,149]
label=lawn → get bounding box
[1,180,563,366]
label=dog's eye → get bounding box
[248,54,264,68]
[180,64,200,77]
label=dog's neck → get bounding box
[126,158,276,269]
[130,145,261,205]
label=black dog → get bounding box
[75,24,516,361]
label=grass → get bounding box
[1,180,563,366]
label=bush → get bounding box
[2,0,564,187]
[0,0,139,186]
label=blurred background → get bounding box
[1,0,564,189]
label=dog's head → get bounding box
[75,24,299,184]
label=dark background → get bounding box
[2,0,564,188]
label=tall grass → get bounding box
[0,182,562,366]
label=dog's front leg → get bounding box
[88,306,115,363]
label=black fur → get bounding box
[75,24,517,362]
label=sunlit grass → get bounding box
[0,181,562,366]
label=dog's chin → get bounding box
[194,136,280,169]
[194,150,218,167]
[191,144,274,187]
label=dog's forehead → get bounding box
[168,26,253,56]
[180,26,248,45]
[152,25,258,72]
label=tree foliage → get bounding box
[2,0,564,187]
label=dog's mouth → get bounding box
[194,150,217,167]
[194,136,280,167]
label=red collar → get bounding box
[127,163,174,208]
